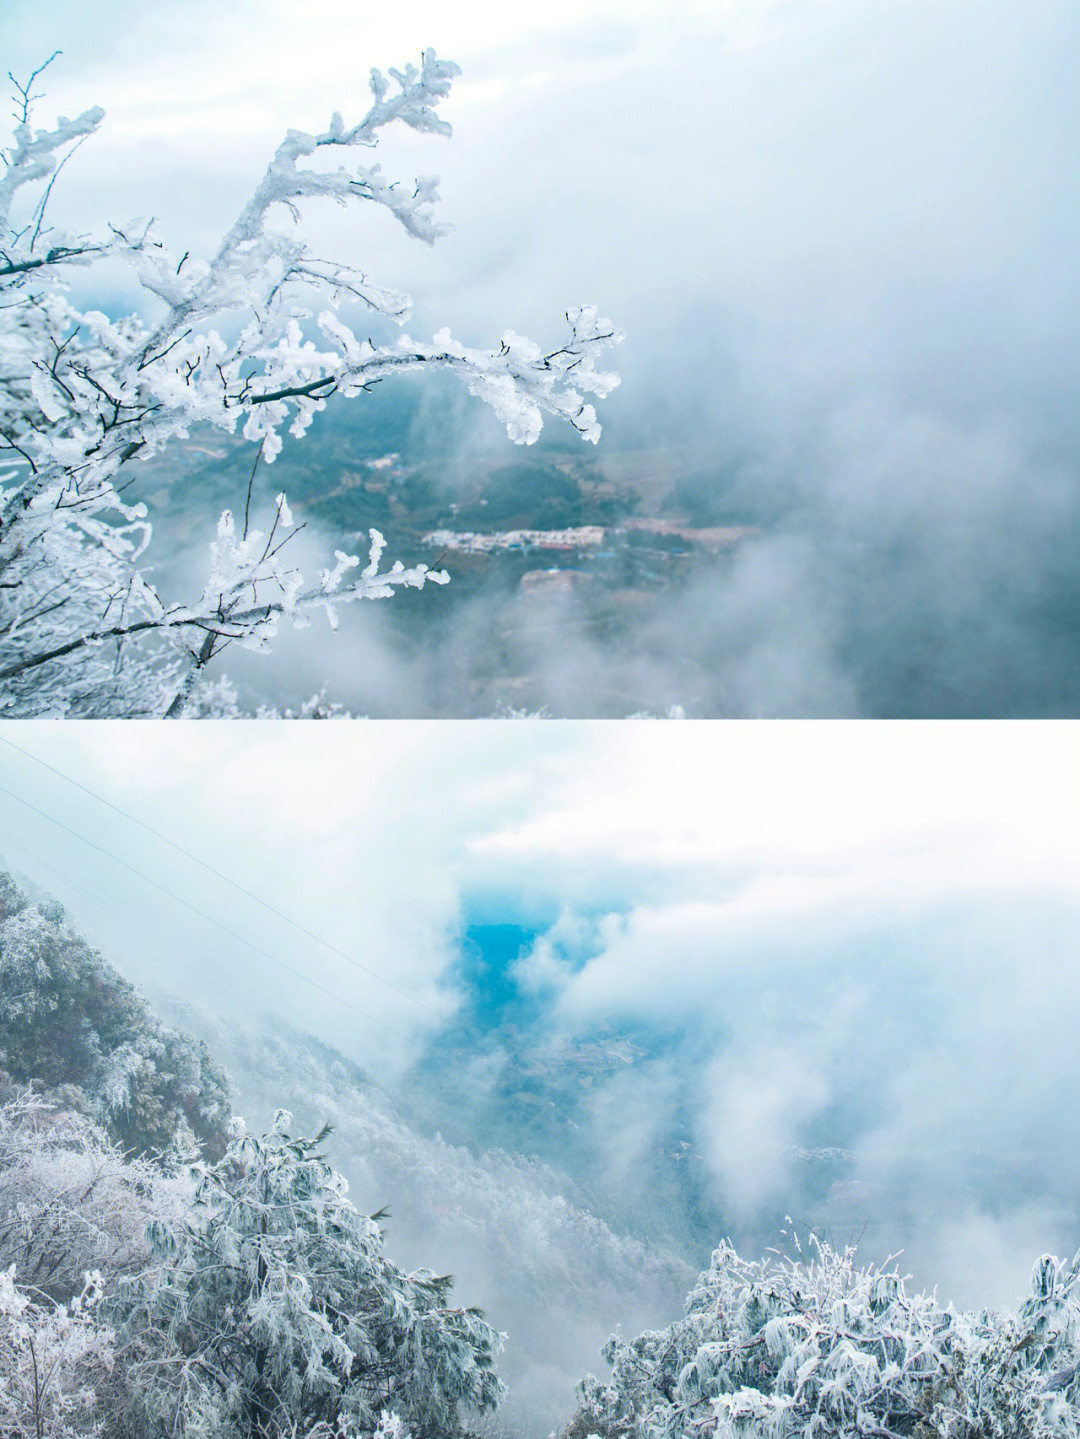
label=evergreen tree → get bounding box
[114,1111,503,1439]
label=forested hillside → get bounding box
[0,866,510,1439]
[0,867,230,1156]
[156,1001,695,1432]
[0,865,690,1433]
[4,864,1080,1439]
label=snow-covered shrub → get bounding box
[0,1263,116,1439]
[0,1089,190,1301]
[112,1112,504,1439]
[565,1232,1080,1439]
[0,53,621,716]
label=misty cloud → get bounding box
[6,0,1078,714]
[3,724,1080,1414]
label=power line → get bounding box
[0,732,439,1019]
[0,828,476,1171]
[1,830,288,1040]
[0,777,411,1041]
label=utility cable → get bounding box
[0,777,411,1041]
[0,732,440,1019]
[1,830,293,1043]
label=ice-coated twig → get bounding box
[0,50,621,716]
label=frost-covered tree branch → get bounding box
[0,1264,115,1439]
[0,51,622,715]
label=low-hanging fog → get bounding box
[2,725,1078,1431]
[6,0,1078,715]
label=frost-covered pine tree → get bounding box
[112,1111,504,1439]
[0,53,621,716]
[565,1231,1080,1439]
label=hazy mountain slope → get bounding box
[159,1000,694,1434]
[0,867,231,1157]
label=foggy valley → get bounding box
[4,0,1078,717]
[2,726,1080,1436]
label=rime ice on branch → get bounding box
[0,52,622,716]
[567,1232,1080,1439]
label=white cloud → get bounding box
[2,720,1079,1304]
[702,1047,831,1215]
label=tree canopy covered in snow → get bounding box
[0,1261,116,1439]
[0,1091,505,1439]
[0,867,231,1157]
[0,53,621,716]
[0,1089,189,1301]
[566,1231,1080,1439]
[115,1111,503,1439]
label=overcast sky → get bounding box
[7,0,1078,420]
[4,721,1078,1044]
[2,721,1080,1306]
